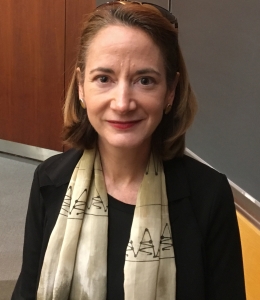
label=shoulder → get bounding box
[36,148,83,187]
[164,154,228,193]
[183,155,227,187]
[165,154,223,178]
[164,155,233,221]
[182,155,231,200]
[182,156,233,214]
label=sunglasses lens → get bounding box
[142,2,177,27]
[96,1,178,28]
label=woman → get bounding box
[12,1,246,299]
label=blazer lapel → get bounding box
[40,148,83,188]
[164,157,206,300]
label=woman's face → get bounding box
[78,25,177,152]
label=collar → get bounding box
[40,149,190,202]
[163,157,190,202]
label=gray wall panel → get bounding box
[171,0,260,201]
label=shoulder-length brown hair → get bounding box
[63,3,197,160]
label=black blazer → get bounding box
[12,149,246,300]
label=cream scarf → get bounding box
[37,149,176,299]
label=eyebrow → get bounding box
[135,68,161,77]
[89,67,114,74]
[89,67,161,76]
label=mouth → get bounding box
[107,120,142,129]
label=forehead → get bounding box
[85,25,164,69]
[90,24,152,43]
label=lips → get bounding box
[107,120,141,129]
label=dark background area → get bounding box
[172,0,260,202]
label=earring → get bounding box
[79,98,86,109]
[164,104,172,115]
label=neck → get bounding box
[98,141,151,204]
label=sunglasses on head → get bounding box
[96,0,178,28]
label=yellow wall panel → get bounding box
[237,212,260,300]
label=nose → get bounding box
[110,81,136,113]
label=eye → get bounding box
[98,75,109,83]
[139,77,154,85]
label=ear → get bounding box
[165,72,180,106]
[76,67,84,100]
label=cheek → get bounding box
[85,105,99,123]
[84,93,100,113]
[148,98,165,116]
[84,98,107,127]
[150,100,165,124]
[85,109,100,133]
[147,105,164,129]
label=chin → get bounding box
[99,137,151,151]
